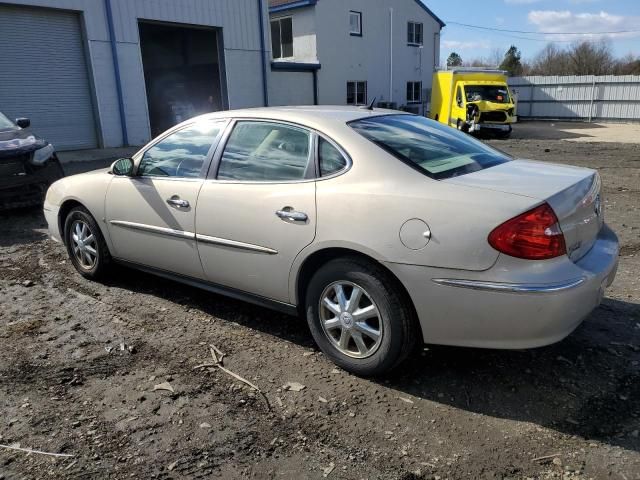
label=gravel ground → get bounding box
[1,130,639,479]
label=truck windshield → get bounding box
[465,85,510,104]
[349,114,510,180]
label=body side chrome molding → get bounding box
[109,220,195,240]
[109,220,277,255]
[431,277,586,294]
[196,234,278,255]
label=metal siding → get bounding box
[510,75,640,122]
[1,0,268,147]
[0,4,98,149]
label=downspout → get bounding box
[257,0,269,106]
[104,0,128,146]
[312,70,318,105]
[389,8,393,104]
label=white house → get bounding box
[268,0,445,114]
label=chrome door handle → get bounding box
[276,209,308,222]
[166,197,190,208]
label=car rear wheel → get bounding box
[305,257,417,376]
[64,206,111,279]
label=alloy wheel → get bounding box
[70,220,98,270]
[319,281,383,359]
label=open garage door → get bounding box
[0,5,98,150]
[139,22,224,137]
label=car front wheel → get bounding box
[305,257,417,376]
[64,206,111,279]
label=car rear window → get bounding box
[349,114,510,180]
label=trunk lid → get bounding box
[444,159,603,262]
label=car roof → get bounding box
[191,106,407,131]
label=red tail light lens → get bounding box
[488,203,566,260]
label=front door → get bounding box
[195,120,317,303]
[105,120,226,278]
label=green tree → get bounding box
[447,52,463,68]
[500,45,523,76]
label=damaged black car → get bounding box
[0,112,64,209]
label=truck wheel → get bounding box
[456,119,468,133]
[495,127,513,139]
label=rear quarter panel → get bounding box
[290,126,539,301]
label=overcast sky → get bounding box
[429,0,640,62]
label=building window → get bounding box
[407,21,423,45]
[349,11,362,36]
[271,17,293,59]
[347,81,367,105]
[407,82,422,103]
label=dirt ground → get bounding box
[1,126,639,480]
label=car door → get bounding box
[105,119,227,279]
[195,119,317,303]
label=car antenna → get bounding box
[361,97,376,111]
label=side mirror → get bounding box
[111,157,135,176]
[16,118,30,129]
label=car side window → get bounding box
[319,137,348,176]
[138,121,224,178]
[217,121,311,181]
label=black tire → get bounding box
[63,206,111,280]
[456,119,468,133]
[305,256,418,376]
[495,128,512,139]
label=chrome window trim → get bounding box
[196,234,278,255]
[431,277,586,294]
[109,220,195,240]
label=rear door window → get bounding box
[349,114,510,180]
[217,121,312,181]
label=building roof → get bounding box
[268,0,445,28]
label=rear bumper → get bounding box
[387,224,619,349]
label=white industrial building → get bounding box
[0,0,270,150]
[0,0,443,151]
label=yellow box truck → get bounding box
[430,69,517,137]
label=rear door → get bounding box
[105,120,226,279]
[195,120,317,303]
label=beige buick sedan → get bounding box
[44,107,618,375]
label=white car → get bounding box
[44,107,619,375]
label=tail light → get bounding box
[488,203,566,260]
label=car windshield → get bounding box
[349,114,510,180]
[0,112,16,130]
[465,85,511,103]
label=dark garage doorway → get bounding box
[139,22,225,137]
